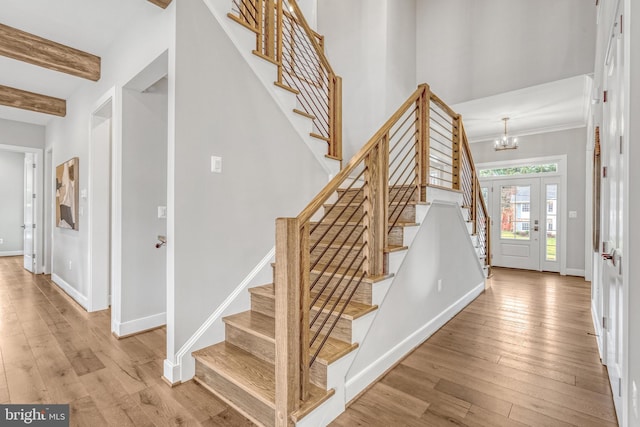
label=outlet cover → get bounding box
[0,238,3,245]
[437,279,442,292]
[158,206,167,219]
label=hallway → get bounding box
[332,268,617,426]
[0,257,616,426]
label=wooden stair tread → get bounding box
[224,311,358,365]
[310,292,378,320]
[194,343,333,414]
[223,311,276,343]
[310,132,330,142]
[293,108,316,120]
[324,201,427,207]
[312,241,407,253]
[310,220,418,227]
[250,283,380,320]
[193,342,276,408]
[310,267,392,284]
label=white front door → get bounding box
[23,152,36,272]
[601,12,624,419]
[483,176,561,272]
[491,178,540,270]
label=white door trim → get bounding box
[0,144,44,274]
[477,155,568,275]
[88,88,116,313]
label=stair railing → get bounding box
[460,123,491,272]
[273,84,490,425]
[229,0,342,160]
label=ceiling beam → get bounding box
[0,23,100,81]
[147,0,173,9]
[0,85,66,117]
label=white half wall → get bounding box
[0,151,25,254]
[345,203,485,401]
[169,0,329,362]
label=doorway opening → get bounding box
[479,156,567,273]
[0,145,44,273]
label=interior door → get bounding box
[491,178,540,270]
[23,152,36,272]
[601,14,624,419]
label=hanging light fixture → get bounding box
[494,117,518,151]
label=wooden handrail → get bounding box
[299,85,426,223]
[286,0,335,75]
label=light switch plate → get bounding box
[158,206,167,219]
[569,211,578,219]
[211,156,222,173]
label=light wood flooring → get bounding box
[331,268,618,427]
[0,256,252,426]
[0,257,617,426]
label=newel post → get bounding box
[331,76,343,162]
[452,114,462,190]
[418,84,430,202]
[363,137,388,277]
[264,0,276,60]
[275,218,303,426]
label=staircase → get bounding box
[192,190,420,426]
[190,2,491,426]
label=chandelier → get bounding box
[494,117,518,151]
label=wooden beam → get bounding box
[0,23,100,81]
[0,85,66,117]
[147,0,173,9]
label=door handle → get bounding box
[602,253,613,261]
[533,226,539,231]
[21,225,26,229]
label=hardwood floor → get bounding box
[0,256,252,426]
[0,257,616,426]
[331,268,618,427]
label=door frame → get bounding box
[88,88,116,313]
[0,144,43,273]
[477,155,568,275]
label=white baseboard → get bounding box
[113,312,166,337]
[52,274,88,309]
[591,299,603,360]
[345,281,485,402]
[565,268,585,277]
[163,359,181,385]
[0,251,24,257]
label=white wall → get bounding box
[416,0,597,104]
[118,78,168,332]
[0,118,45,149]
[0,151,25,255]
[46,5,174,307]
[170,0,328,359]
[318,0,417,161]
[470,128,587,273]
[625,2,640,425]
[346,203,485,399]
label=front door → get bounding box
[482,176,561,272]
[600,11,624,419]
[23,152,36,273]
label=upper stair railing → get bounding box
[273,84,491,425]
[229,0,342,160]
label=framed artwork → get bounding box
[56,157,79,230]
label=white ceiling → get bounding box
[0,0,156,125]
[452,75,592,143]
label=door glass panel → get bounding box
[500,185,530,240]
[546,184,558,261]
[481,187,489,205]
